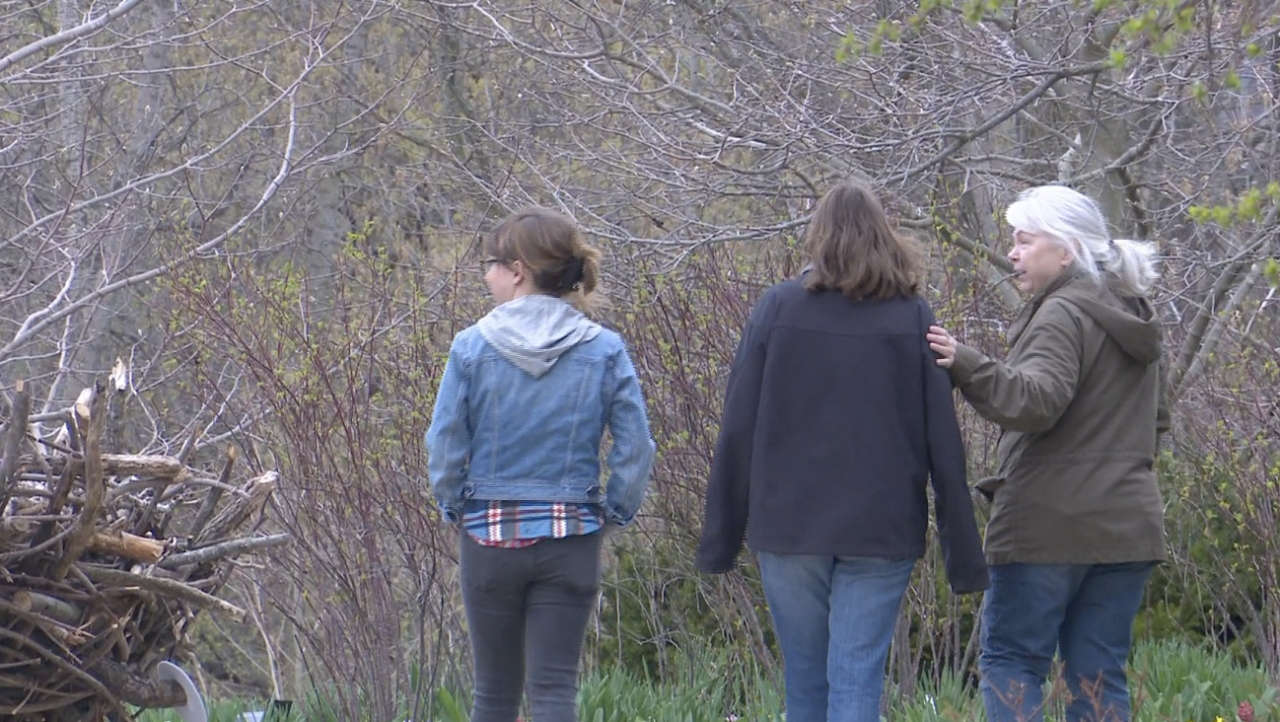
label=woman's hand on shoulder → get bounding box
[927,325,957,368]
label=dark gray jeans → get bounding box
[460,531,602,722]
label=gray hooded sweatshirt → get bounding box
[476,294,602,378]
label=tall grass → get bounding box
[889,638,1280,722]
[136,638,1278,722]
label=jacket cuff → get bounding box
[604,506,635,528]
[696,556,737,575]
[694,544,739,574]
[950,343,984,386]
[949,567,990,595]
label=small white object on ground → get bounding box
[156,661,207,722]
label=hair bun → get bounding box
[567,256,585,285]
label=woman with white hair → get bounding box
[927,185,1169,722]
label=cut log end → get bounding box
[12,590,84,625]
[89,530,166,564]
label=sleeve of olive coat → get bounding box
[949,298,1083,434]
[695,290,779,574]
[1155,353,1172,435]
[919,300,989,594]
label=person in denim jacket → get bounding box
[426,207,656,722]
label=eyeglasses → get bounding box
[480,257,505,272]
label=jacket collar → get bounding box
[1007,266,1091,345]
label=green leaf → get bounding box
[1237,188,1264,221]
[1264,258,1280,289]
[835,31,859,62]
[435,688,467,722]
[1174,7,1196,32]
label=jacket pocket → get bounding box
[974,475,1006,502]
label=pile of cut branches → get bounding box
[0,380,289,721]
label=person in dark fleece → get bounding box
[696,180,988,722]
[928,184,1167,722]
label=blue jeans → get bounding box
[757,552,915,722]
[980,562,1155,722]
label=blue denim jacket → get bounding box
[426,295,656,527]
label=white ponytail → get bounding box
[1005,185,1159,298]
[1104,238,1159,297]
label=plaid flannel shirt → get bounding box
[461,500,603,548]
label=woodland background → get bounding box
[2,0,1278,718]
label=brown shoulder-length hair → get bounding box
[802,181,921,300]
[483,207,604,312]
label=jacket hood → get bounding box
[476,294,602,378]
[1055,274,1162,365]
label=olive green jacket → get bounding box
[951,270,1168,565]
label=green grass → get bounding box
[136,638,1279,722]
[888,638,1280,722]
[1130,639,1280,722]
[573,663,784,722]
[133,699,267,722]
